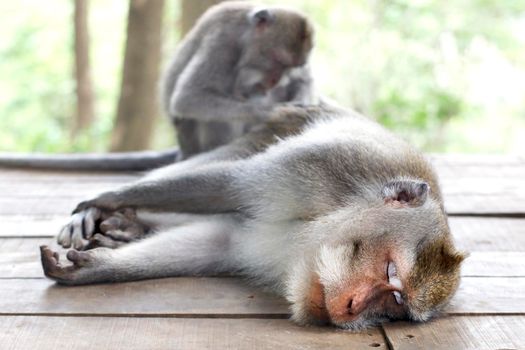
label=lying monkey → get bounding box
[41,103,464,330]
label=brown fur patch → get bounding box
[407,237,466,318]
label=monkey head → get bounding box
[287,178,465,330]
[243,6,314,89]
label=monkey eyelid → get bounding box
[387,261,405,305]
[393,291,404,305]
[387,261,403,289]
[387,261,397,278]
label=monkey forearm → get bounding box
[74,168,243,214]
[171,91,271,123]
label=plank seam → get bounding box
[379,326,395,350]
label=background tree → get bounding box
[72,0,95,136]
[0,1,524,154]
[111,0,165,152]
[180,0,225,37]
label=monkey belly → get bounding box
[175,119,253,159]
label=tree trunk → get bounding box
[111,0,165,152]
[180,0,225,36]
[72,0,95,136]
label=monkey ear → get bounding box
[249,8,275,28]
[382,179,430,207]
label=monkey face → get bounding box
[287,179,465,330]
[248,7,313,69]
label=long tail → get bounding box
[0,148,180,171]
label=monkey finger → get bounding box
[83,207,101,239]
[105,230,137,242]
[70,213,89,250]
[90,233,125,249]
[57,224,73,248]
[99,216,125,233]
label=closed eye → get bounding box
[387,261,404,305]
[393,291,403,305]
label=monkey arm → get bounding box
[274,66,315,105]
[73,163,244,215]
[170,86,272,124]
[287,75,315,105]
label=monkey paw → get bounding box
[40,245,94,284]
[57,207,101,250]
[57,207,149,250]
[85,210,149,249]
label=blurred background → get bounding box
[0,0,524,154]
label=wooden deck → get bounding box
[1,154,524,349]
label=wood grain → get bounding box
[462,252,525,277]
[431,155,525,215]
[0,238,54,278]
[0,316,387,350]
[0,215,67,237]
[449,277,525,314]
[383,315,525,350]
[449,217,525,251]
[0,278,290,316]
[0,277,523,316]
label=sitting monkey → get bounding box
[42,103,465,330]
[0,2,315,170]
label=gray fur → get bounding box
[43,103,463,329]
[163,1,315,158]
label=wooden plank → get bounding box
[430,155,525,215]
[0,168,138,181]
[0,238,54,278]
[449,217,525,252]
[0,198,85,216]
[0,215,67,237]
[1,182,119,198]
[0,277,523,316]
[383,315,525,350]
[0,278,289,316]
[430,154,525,176]
[0,316,387,350]
[449,277,525,314]
[462,252,525,277]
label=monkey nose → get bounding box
[346,299,354,314]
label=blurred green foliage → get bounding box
[0,0,524,154]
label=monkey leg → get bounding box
[43,215,240,285]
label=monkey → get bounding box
[0,2,315,171]
[41,102,465,330]
[57,104,315,250]
[164,1,315,158]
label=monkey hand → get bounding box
[85,209,150,250]
[57,207,102,250]
[57,207,148,250]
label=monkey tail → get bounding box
[0,148,181,171]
